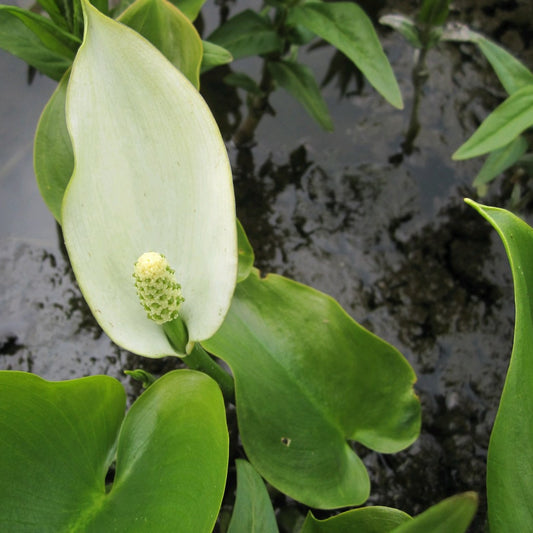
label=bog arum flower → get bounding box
[61,0,237,356]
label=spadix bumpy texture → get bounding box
[61,0,237,357]
[133,253,184,324]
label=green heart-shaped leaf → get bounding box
[62,0,237,356]
[203,269,420,508]
[466,200,533,532]
[0,370,228,532]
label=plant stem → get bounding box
[183,343,235,403]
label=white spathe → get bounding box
[62,0,237,356]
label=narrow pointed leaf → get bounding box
[63,0,237,356]
[441,25,533,95]
[203,269,420,508]
[466,200,533,532]
[268,60,334,131]
[302,507,411,533]
[0,370,228,532]
[227,460,278,533]
[118,0,202,89]
[392,493,477,533]
[0,6,79,80]
[288,2,403,109]
[417,0,449,27]
[207,10,283,60]
[34,69,73,223]
[453,85,533,160]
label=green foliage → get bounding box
[201,40,233,73]
[34,70,72,223]
[0,5,79,80]
[207,9,283,60]
[0,370,228,532]
[237,219,255,282]
[466,201,533,532]
[227,460,278,533]
[288,2,403,109]
[301,507,411,532]
[472,136,528,195]
[118,0,203,88]
[392,493,477,533]
[417,0,449,27]
[453,86,533,159]
[203,269,420,508]
[267,59,333,131]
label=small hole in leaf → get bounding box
[281,437,291,447]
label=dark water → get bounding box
[1,0,532,531]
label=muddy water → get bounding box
[1,0,532,531]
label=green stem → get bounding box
[183,343,235,403]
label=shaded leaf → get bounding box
[417,0,449,27]
[379,14,422,49]
[227,460,278,533]
[466,200,533,532]
[34,69,73,223]
[288,2,403,109]
[237,219,255,282]
[224,72,262,95]
[119,0,202,89]
[201,40,233,73]
[453,85,533,160]
[207,9,283,60]
[203,269,420,508]
[472,135,528,194]
[0,5,79,80]
[268,59,333,131]
[302,507,411,533]
[62,0,237,356]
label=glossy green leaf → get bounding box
[201,40,233,73]
[119,0,202,89]
[453,85,533,160]
[237,219,255,282]
[466,200,533,532]
[379,14,422,49]
[207,10,283,60]
[472,135,528,194]
[0,370,228,532]
[268,60,334,131]
[392,492,477,533]
[203,269,420,508]
[34,70,73,223]
[227,460,278,533]
[62,0,237,356]
[302,507,411,533]
[0,6,79,80]
[288,2,403,109]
